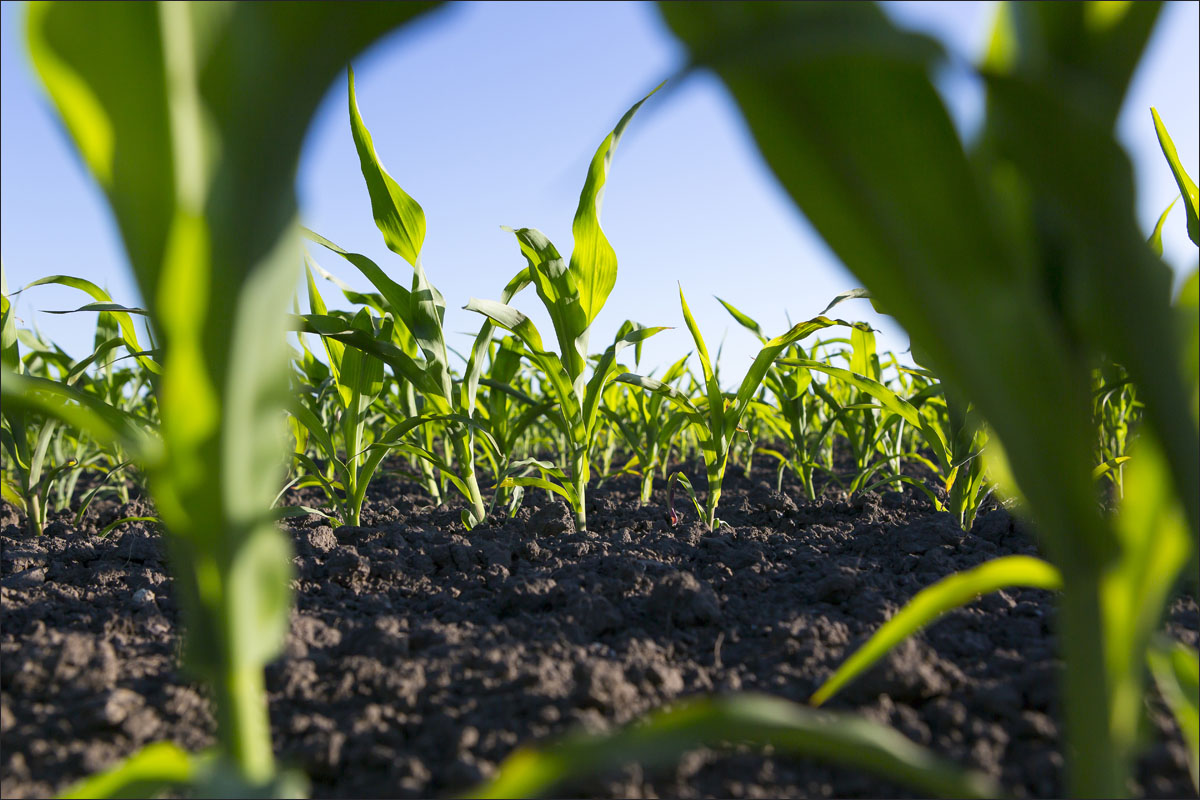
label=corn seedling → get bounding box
[11,3,436,795]
[465,86,667,531]
[658,3,1199,794]
[619,287,856,529]
[601,353,690,505]
[2,272,158,534]
[294,68,494,528]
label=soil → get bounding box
[1,462,1197,799]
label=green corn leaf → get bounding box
[97,516,164,540]
[857,474,946,513]
[289,313,445,403]
[811,556,1063,707]
[74,460,138,525]
[498,476,580,508]
[678,287,725,442]
[463,297,580,422]
[289,452,345,520]
[1148,199,1177,257]
[381,440,474,500]
[820,288,872,316]
[570,83,663,327]
[1,265,18,373]
[464,298,551,358]
[57,741,197,799]
[0,428,29,479]
[304,258,345,380]
[849,325,879,382]
[506,456,572,481]
[600,406,650,466]
[661,352,692,385]
[64,338,155,386]
[614,372,706,427]
[780,359,951,471]
[346,70,454,399]
[303,229,460,396]
[288,396,345,475]
[667,470,706,524]
[305,230,415,323]
[347,65,425,265]
[512,400,565,443]
[985,68,1197,541]
[727,317,853,440]
[1178,269,1198,424]
[21,275,156,373]
[366,413,499,463]
[582,323,669,437]
[1146,635,1199,790]
[657,1,1126,575]
[1,370,157,459]
[478,377,541,409]
[715,296,767,342]
[337,308,385,413]
[1092,456,1132,481]
[1152,108,1199,246]
[43,301,148,316]
[27,0,437,787]
[506,227,588,386]
[471,693,999,799]
[1105,432,1194,760]
[463,266,532,415]
[1,475,26,511]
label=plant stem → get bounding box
[640,469,654,507]
[1059,562,1123,797]
[572,448,589,531]
[452,431,487,527]
[217,664,276,787]
[705,457,726,530]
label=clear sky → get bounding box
[2,1,1197,382]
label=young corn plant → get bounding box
[659,4,1199,795]
[289,262,484,527]
[732,302,988,529]
[303,262,448,504]
[619,287,856,530]
[471,335,555,514]
[1092,360,1140,498]
[717,297,861,500]
[297,68,497,527]
[14,3,435,796]
[285,267,391,526]
[2,272,158,534]
[465,86,666,532]
[602,353,691,505]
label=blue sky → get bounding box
[2,1,1197,381]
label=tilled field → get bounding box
[2,467,1196,798]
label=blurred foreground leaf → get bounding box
[471,693,1000,799]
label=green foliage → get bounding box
[602,353,690,505]
[1147,634,1199,790]
[474,693,999,799]
[658,2,1197,794]
[18,0,436,793]
[465,86,665,531]
[620,287,854,529]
